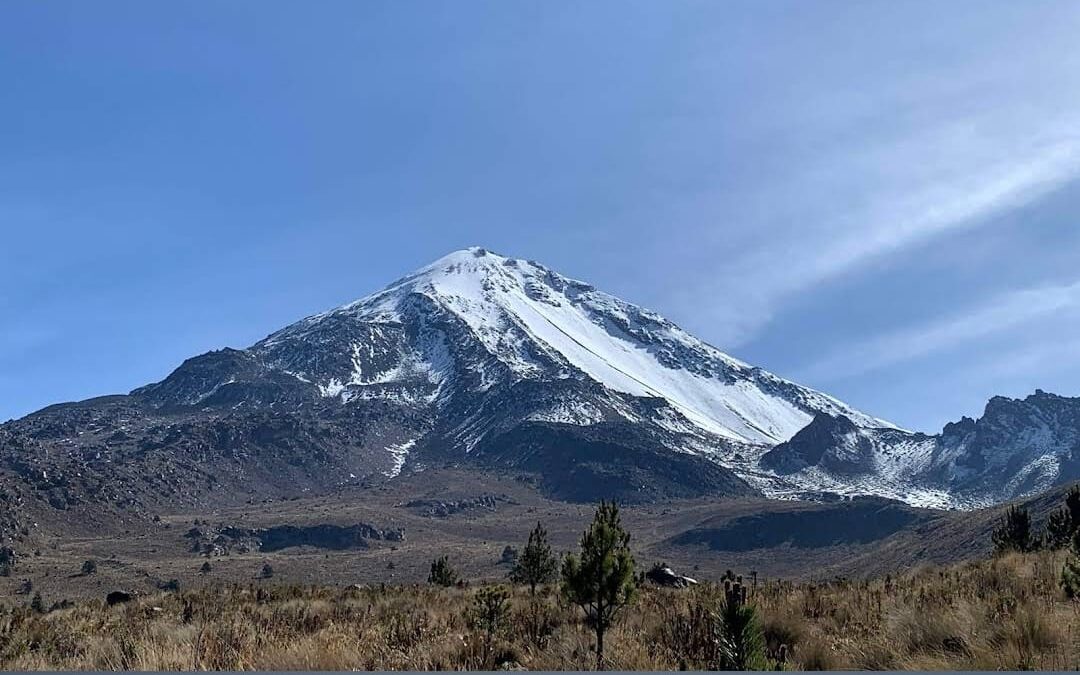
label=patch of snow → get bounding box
[383,440,416,478]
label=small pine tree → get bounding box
[714,576,768,670]
[30,592,44,613]
[1047,487,1080,550]
[992,505,1037,554]
[561,501,636,671]
[428,555,459,587]
[0,546,16,577]
[511,521,558,594]
[260,562,274,579]
[1066,485,1080,524]
[470,585,511,667]
[1063,553,1080,600]
[1047,507,1073,550]
[1063,524,1080,599]
[200,561,212,575]
[81,559,97,576]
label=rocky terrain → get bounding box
[763,390,1080,508]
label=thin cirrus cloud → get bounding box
[795,278,1080,383]
[694,118,1080,349]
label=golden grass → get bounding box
[2,550,1079,670]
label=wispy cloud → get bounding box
[696,121,1080,348]
[795,279,1080,382]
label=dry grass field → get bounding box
[0,470,1071,670]
[0,549,1077,670]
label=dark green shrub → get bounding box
[428,555,458,587]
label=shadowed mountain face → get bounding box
[0,248,1076,543]
[761,391,1080,508]
[669,498,933,552]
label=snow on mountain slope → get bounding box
[114,249,1080,508]
[256,247,894,446]
[754,391,1080,509]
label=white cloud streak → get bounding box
[698,122,1080,348]
[796,279,1080,382]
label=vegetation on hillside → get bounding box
[5,494,1080,670]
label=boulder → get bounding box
[646,565,698,588]
[106,590,133,606]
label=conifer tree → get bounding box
[428,555,459,587]
[1047,508,1073,550]
[992,505,1037,554]
[561,501,636,670]
[511,521,558,594]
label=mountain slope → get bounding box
[2,246,1075,528]
[760,390,1080,508]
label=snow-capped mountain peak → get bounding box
[254,247,893,446]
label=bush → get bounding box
[470,586,512,667]
[1046,508,1072,550]
[0,546,16,577]
[428,555,458,587]
[715,577,768,670]
[80,559,97,575]
[993,506,1037,554]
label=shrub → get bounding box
[715,576,768,670]
[0,546,15,577]
[80,559,97,575]
[470,585,512,667]
[428,555,458,587]
[1046,508,1072,550]
[993,506,1037,554]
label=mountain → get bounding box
[760,390,1080,508]
[0,247,1076,538]
[132,247,895,498]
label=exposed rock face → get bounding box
[759,391,1080,508]
[185,523,404,556]
[400,494,516,518]
[761,413,877,476]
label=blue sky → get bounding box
[3,1,1080,431]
